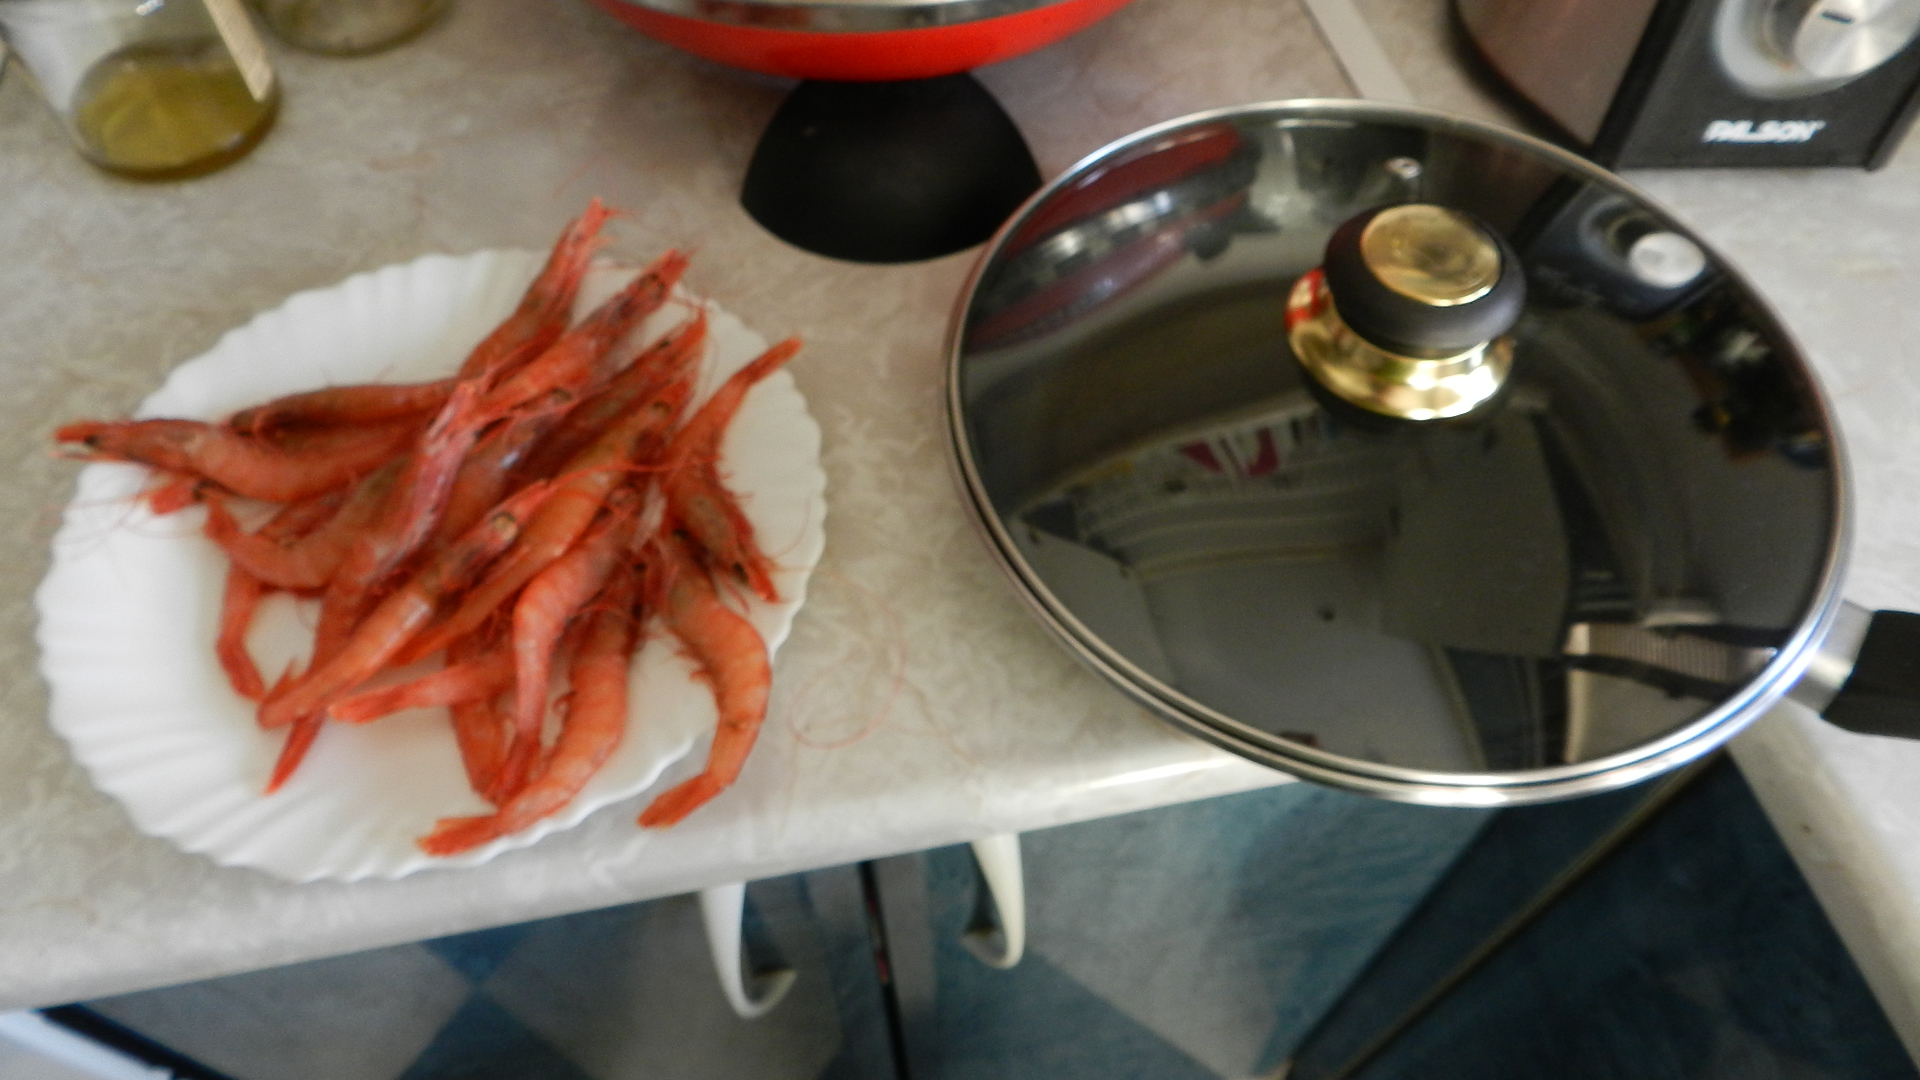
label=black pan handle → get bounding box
[1790,602,1920,739]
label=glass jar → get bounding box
[251,0,446,55]
[0,0,278,180]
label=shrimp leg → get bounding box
[636,532,771,829]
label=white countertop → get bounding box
[3,0,1919,1058]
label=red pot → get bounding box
[588,0,1138,82]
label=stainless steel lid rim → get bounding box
[947,97,1854,805]
[601,0,1072,32]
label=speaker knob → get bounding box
[1287,204,1523,421]
[1763,0,1920,82]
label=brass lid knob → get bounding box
[1362,205,1502,306]
[1288,203,1525,421]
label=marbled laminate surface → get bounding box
[0,0,1349,1010]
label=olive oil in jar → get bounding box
[71,35,277,180]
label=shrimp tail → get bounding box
[453,696,512,802]
[636,775,728,829]
[266,713,324,793]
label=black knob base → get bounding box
[740,74,1043,265]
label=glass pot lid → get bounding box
[946,100,1847,806]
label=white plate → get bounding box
[34,250,827,882]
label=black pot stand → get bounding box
[740,73,1043,264]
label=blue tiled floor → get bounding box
[905,784,1493,1080]
[420,924,537,986]
[84,876,876,1080]
[75,783,1492,1080]
[922,945,1220,1080]
[1310,759,1919,1080]
[397,996,591,1080]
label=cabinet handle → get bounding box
[964,834,1027,969]
[697,882,797,1020]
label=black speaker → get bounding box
[1458,0,1920,168]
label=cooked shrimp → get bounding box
[260,480,555,732]
[419,566,640,855]
[460,199,614,385]
[396,376,690,665]
[312,380,491,654]
[480,249,689,418]
[512,311,708,485]
[493,489,643,797]
[56,416,419,503]
[636,531,771,828]
[203,458,403,591]
[423,392,570,552]
[227,379,456,436]
[660,338,801,603]
[325,648,513,724]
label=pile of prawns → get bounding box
[53,201,800,856]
